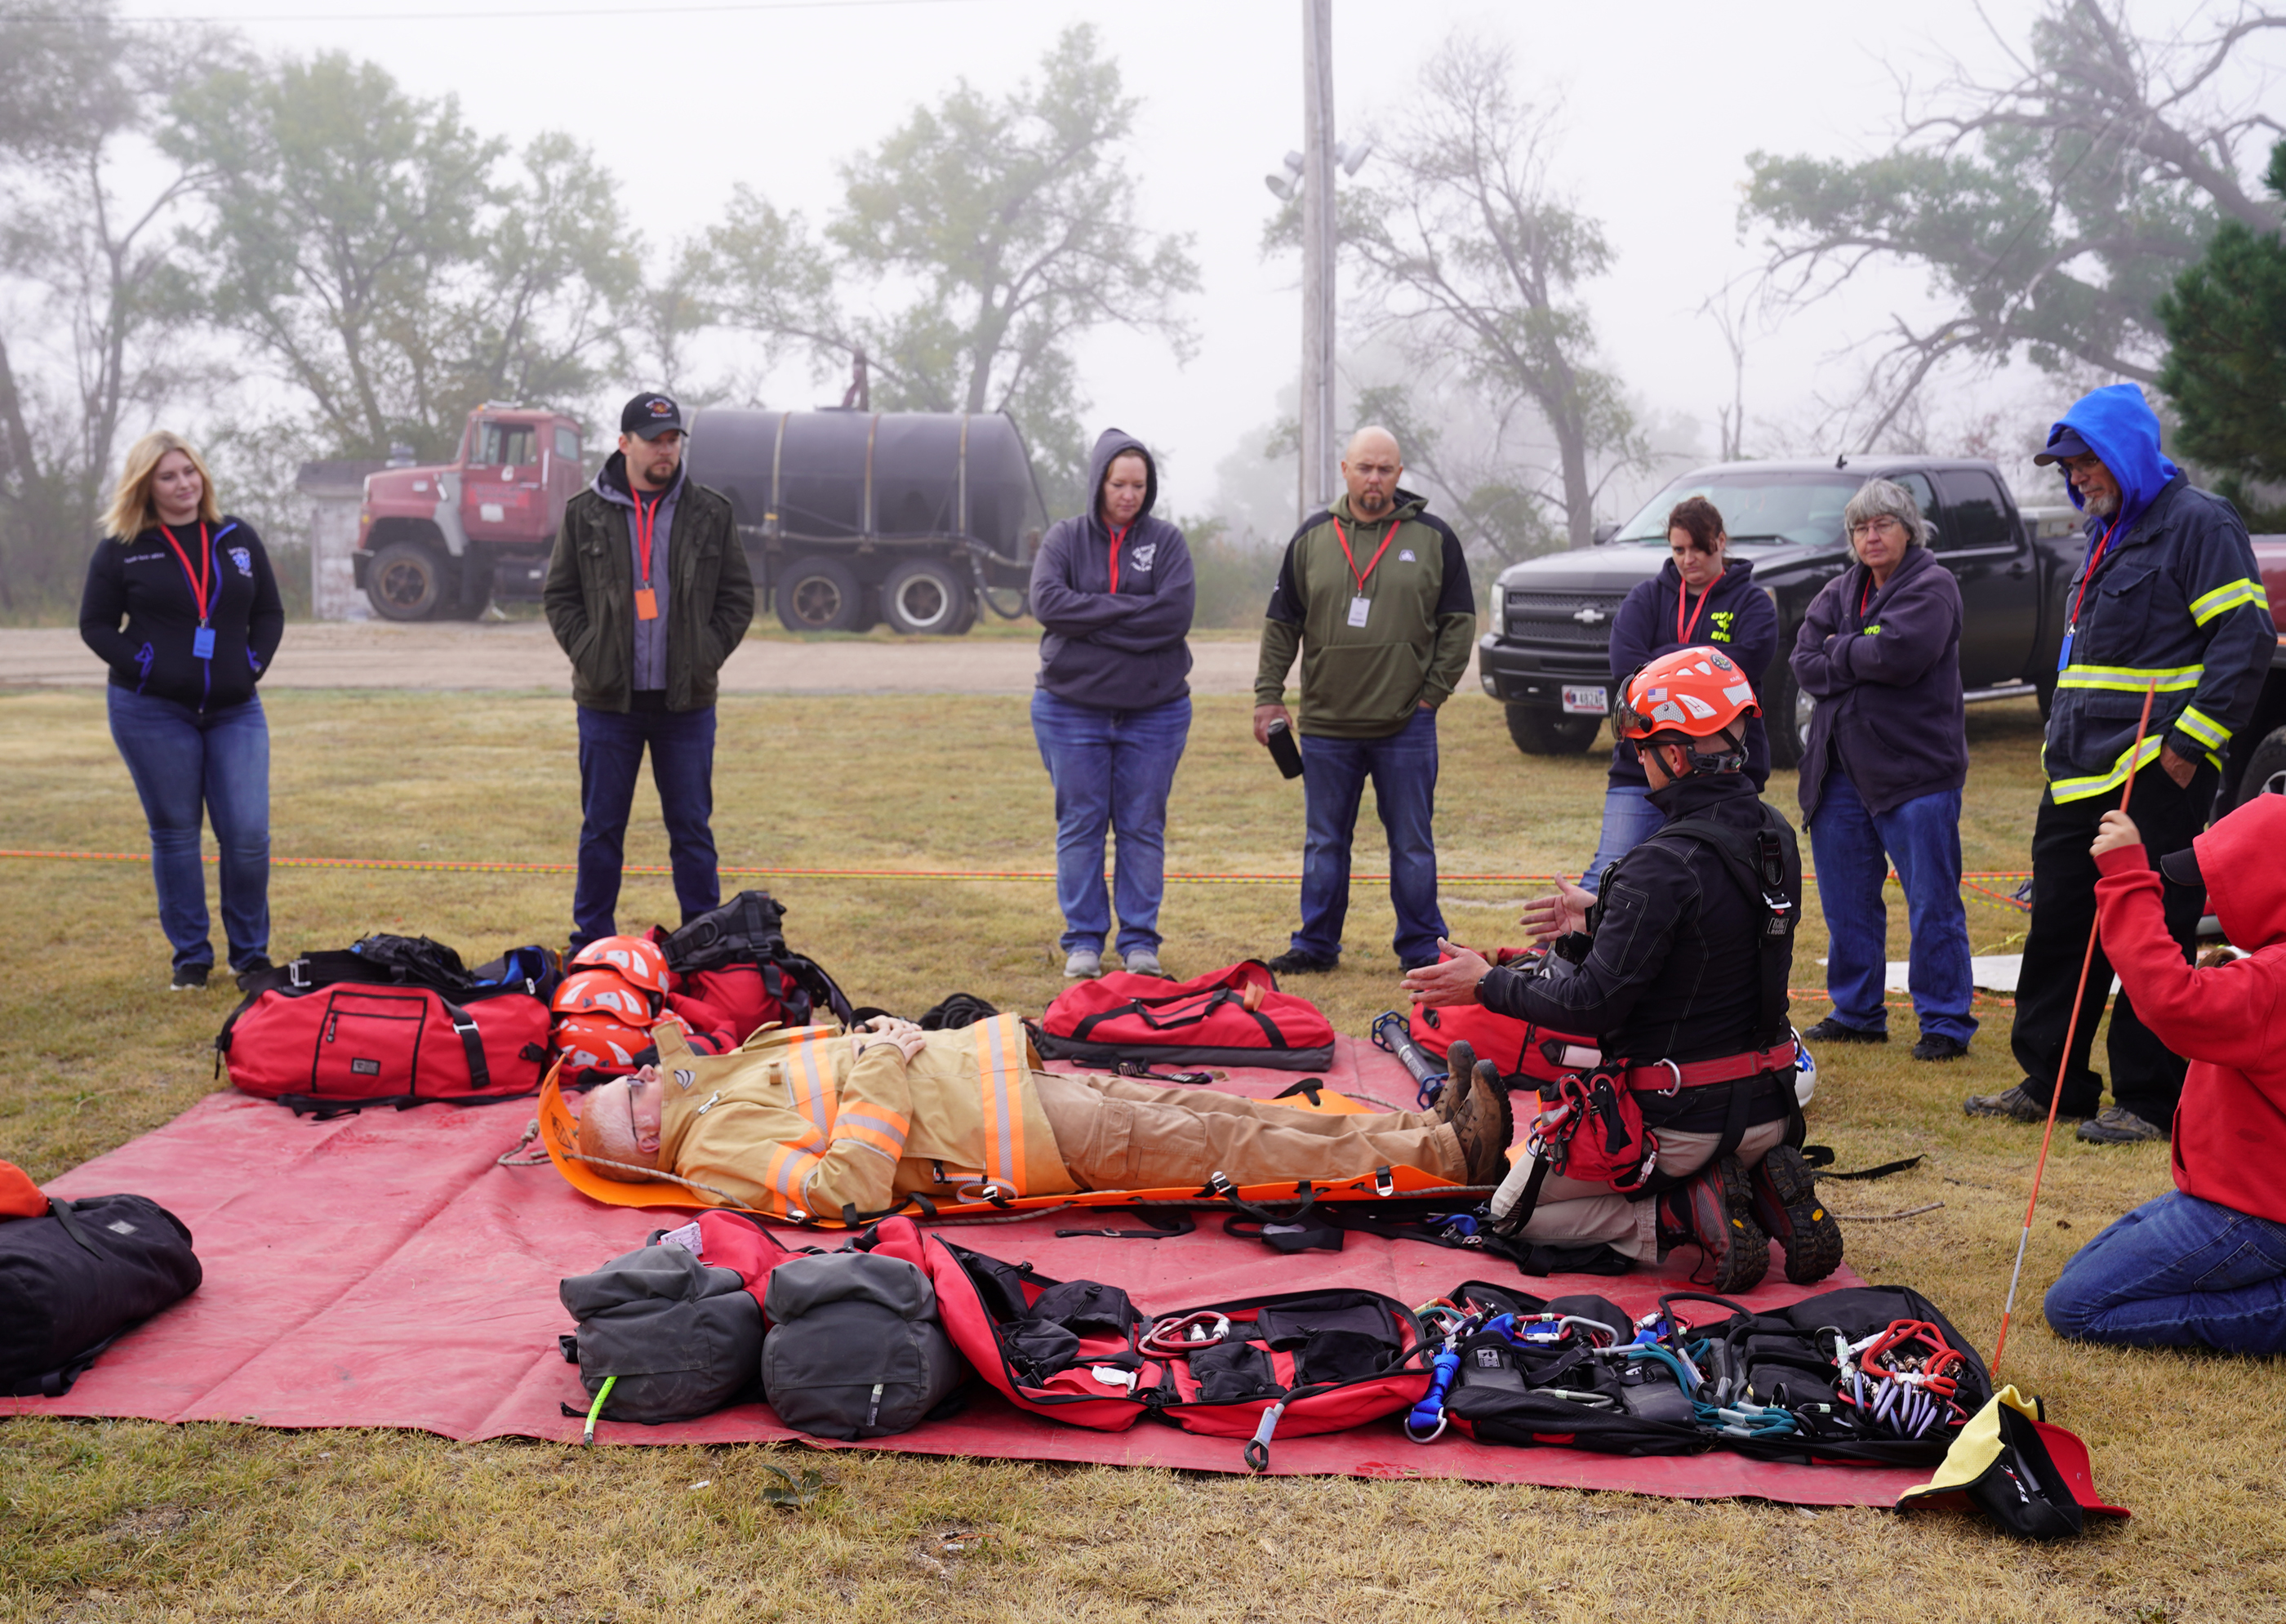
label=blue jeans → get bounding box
[2045,1190,2286,1355]
[1581,782,1664,894]
[573,703,720,950]
[106,686,270,974]
[1294,706,1446,965]
[1030,692,1192,954]
[1807,774,1976,1044]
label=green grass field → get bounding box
[1,686,2279,1622]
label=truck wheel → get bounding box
[774,556,864,633]
[1505,704,1600,755]
[2236,726,2286,809]
[1764,660,1813,771]
[882,558,972,636]
[367,541,446,621]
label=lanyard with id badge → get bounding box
[161,522,216,659]
[1332,514,1399,628]
[630,491,662,621]
[2057,519,2121,673]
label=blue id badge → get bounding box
[192,626,216,660]
[2056,627,2073,673]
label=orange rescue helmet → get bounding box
[568,935,671,996]
[1611,644,1759,772]
[553,1011,656,1074]
[552,966,657,1024]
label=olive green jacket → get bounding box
[542,459,754,712]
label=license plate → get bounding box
[1562,684,1607,716]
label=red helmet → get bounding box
[1612,644,1759,754]
[569,935,671,996]
[554,1011,656,1074]
[552,966,657,1023]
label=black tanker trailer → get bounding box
[683,407,1049,635]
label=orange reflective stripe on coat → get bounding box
[831,1101,911,1165]
[779,1028,838,1152]
[759,1141,821,1207]
[971,1014,1029,1191]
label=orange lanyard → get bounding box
[1675,577,1714,643]
[159,522,213,625]
[630,491,658,585]
[1332,517,1398,594]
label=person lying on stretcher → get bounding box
[575,1013,1512,1222]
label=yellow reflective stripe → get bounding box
[2189,578,2268,625]
[2174,705,2230,750]
[970,1014,1026,1190]
[781,1030,837,1152]
[2048,733,2165,803]
[2055,664,2203,692]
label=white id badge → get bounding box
[1347,595,1371,628]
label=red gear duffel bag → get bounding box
[1033,960,1336,1071]
[1408,947,1602,1087]
[217,983,552,1116]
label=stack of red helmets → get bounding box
[552,936,673,1074]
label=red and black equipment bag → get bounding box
[646,890,856,1045]
[1034,960,1336,1071]
[1407,946,1603,1088]
[216,935,558,1116]
[864,1216,1430,1469]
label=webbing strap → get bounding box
[441,1000,491,1092]
[1652,808,1799,1052]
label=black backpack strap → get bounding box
[1650,806,1800,1050]
[441,999,491,1092]
[47,1196,101,1258]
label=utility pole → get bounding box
[1299,0,1336,518]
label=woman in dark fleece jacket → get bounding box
[79,430,284,990]
[1028,429,1196,980]
[1790,477,1973,1061]
[1582,496,1776,892]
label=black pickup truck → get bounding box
[1477,456,2089,769]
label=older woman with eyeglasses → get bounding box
[1790,478,1974,1061]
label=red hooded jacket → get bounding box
[2094,794,2286,1224]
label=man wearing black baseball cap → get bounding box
[543,392,754,950]
[1965,384,2272,1144]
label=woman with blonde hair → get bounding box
[79,431,283,990]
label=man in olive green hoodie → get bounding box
[1252,427,1475,974]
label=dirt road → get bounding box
[0,622,1482,696]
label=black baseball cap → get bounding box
[620,392,684,440]
[2033,425,2095,466]
[2159,843,2204,888]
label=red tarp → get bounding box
[8,1040,1924,1504]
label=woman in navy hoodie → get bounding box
[79,432,282,991]
[1582,496,1776,891]
[1028,429,1196,980]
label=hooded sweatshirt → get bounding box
[1030,429,1195,711]
[1606,555,1777,790]
[2094,794,2286,1225]
[2041,385,2275,801]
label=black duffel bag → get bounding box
[0,1194,202,1396]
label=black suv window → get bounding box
[1930,469,2011,551]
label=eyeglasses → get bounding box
[1848,517,1906,539]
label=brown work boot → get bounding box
[1655,1156,1770,1293]
[1447,1066,1514,1185]
[1435,1039,1477,1124]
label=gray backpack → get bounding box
[761,1252,967,1439]
[559,1242,763,1424]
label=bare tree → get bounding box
[1335,33,1643,549]
[0,0,220,612]
[1743,0,2286,449]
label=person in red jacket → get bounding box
[2043,792,2286,1354]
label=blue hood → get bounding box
[1083,427,1156,533]
[2048,384,2179,536]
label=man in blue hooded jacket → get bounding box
[1967,385,2275,1143]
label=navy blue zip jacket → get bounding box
[2038,384,2274,801]
[1607,556,1777,790]
[1790,541,1968,821]
[1030,429,1195,711]
[80,518,284,711]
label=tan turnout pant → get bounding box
[1030,1072,1466,1190]
[1506,1119,1789,1261]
